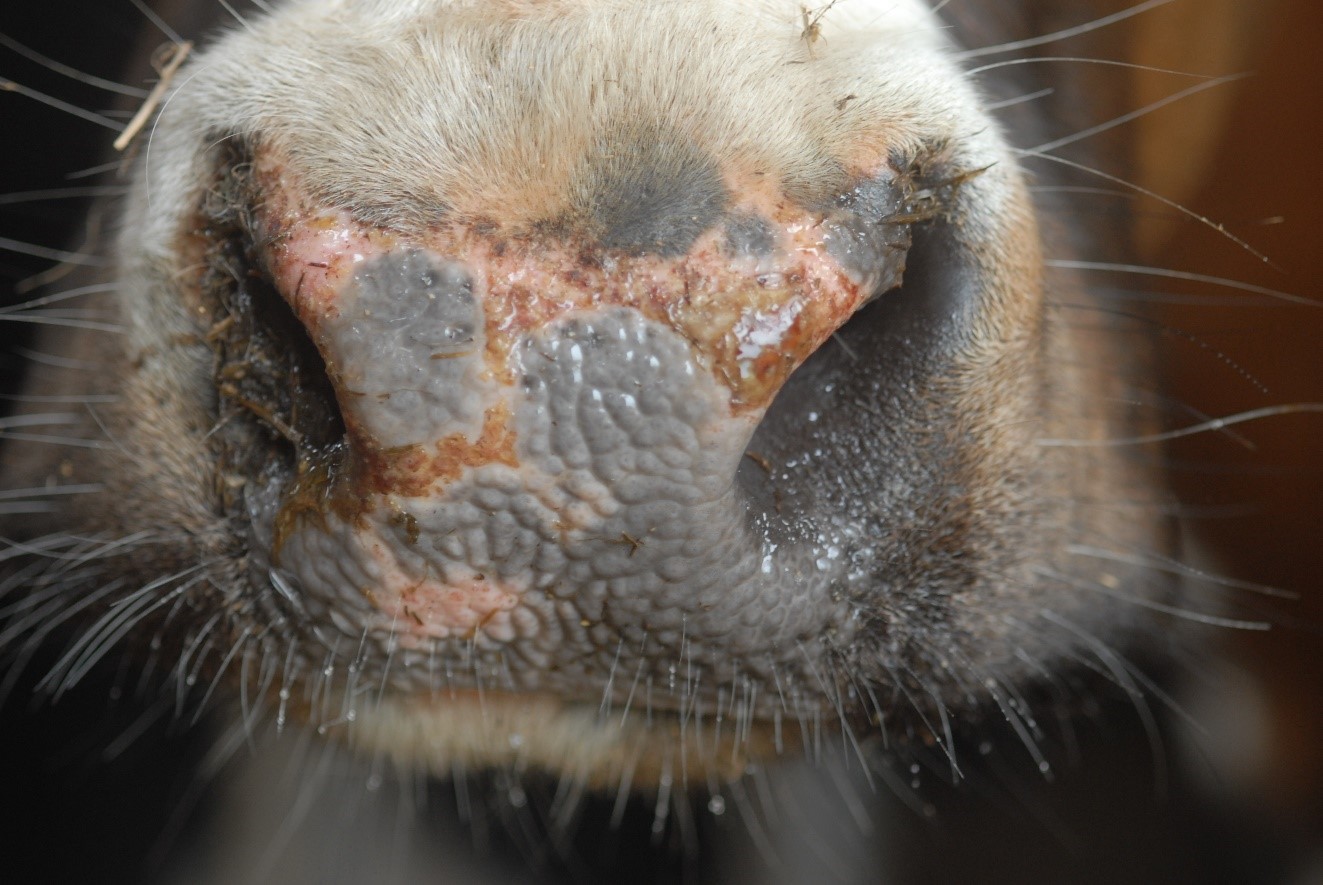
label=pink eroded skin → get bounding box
[358,535,520,643]
[249,148,885,641]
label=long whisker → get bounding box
[0,235,107,267]
[1065,544,1297,600]
[1024,152,1277,267]
[0,33,149,97]
[1024,74,1248,156]
[1045,259,1320,307]
[1037,566,1271,632]
[1037,403,1323,447]
[128,0,185,44]
[0,77,122,129]
[959,0,1178,59]
[0,186,128,207]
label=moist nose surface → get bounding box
[328,251,491,449]
[246,159,917,702]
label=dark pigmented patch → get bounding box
[724,212,776,258]
[821,174,912,288]
[322,250,492,448]
[573,130,727,257]
[835,176,904,223]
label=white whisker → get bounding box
[1037,403,1323,447]
[0,484,103,502]
[970,56,1217,80]
[0,33,149,97]
[1025,74,1247,156]
[1065,544,1297,600]
[0,235,107,267]
[0,186,127,207]
[1039,566,1271,631]
[985,87,1053,111]
[128,0,184,44]
[0,77,122,129]
[1046,259,1320,307]
[1026,152,1276,266]
[960,0,1178,59]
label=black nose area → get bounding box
[570,130,728,257]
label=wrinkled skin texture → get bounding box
[5,1,1317,882]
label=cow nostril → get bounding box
[736,205,979,527]
[203,214,347,492]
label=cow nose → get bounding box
[231,146,935,696]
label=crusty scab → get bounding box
[244,140,936,421]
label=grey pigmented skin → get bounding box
[322,250,492,447]
[724,212,777,258]
[574,132,728,256]
[822,175,912,289]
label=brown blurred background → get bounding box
[1132,0,1323,848]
